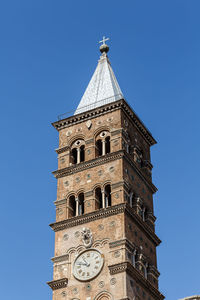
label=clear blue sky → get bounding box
[0,1,199,299]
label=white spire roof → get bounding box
[74,41,123,115]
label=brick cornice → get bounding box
[109,238,135,252]
[52,99,156,146]
[56,145,70,154]
[108,262,164,300]
[52,150,123,178]
[50,203,161,246]
[50,203,125,232]
[47,278,68,290]
[51,254,69,263]
[52,150,157,194]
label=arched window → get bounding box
[95,131,111,157]
[69,195,76,218]
[71,139,85,164]
[95,187,103,209]
[105,184,111,208]
[78,193,84,216]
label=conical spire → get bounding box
[74,37,124,115]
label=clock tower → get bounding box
[47,39,164,300]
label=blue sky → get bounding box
[0,1,199,299]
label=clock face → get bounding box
[73,249,104,281]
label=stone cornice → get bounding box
[56,145,70,154]
[50,203,161,246]
[51,254,69,263]
[50,203,125,232]
[52,150,157,194]
[52,150,123,179]
[109,238,135,252]
[52,99,156,146]
[120,100,157,146]
[47,278,68,290]
[108,262,164,300]
[54,198,67,206]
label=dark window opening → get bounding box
[105,136,110,154]
[96,139,102,157]
[95,187,102,209]
[80,145,85,162]
[69,195,76,217]
[71,148,77,164]
[78,193,84,215]
[105,185,111,207]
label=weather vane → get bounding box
[99,36,110,46]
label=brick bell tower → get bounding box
[47,38,164,300]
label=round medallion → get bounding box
[73,249,104,281]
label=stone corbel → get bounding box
[47,278,68,290]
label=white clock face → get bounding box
[73,249,104,281]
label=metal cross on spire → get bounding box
[99,36,110,45]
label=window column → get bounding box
[101,188,105,208]
[75,197,79,216]
[77,147,81,164]
[102,140,106,155]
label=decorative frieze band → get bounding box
[52,99,156,146]
[47,278,68,290]
[53,150,157,194]
[52,150,123,179]
[50,203,125,232]
[50,203,161,246]
[108,262,164,300]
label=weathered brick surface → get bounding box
[49,104,163,300]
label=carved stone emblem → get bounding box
[81,227,93,248]
[86,120,92,129]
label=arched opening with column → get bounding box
[95,131,111,157]
[70,139,85,164]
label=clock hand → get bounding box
[76,262,88,266]
[82,257,90,267]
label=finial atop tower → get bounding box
[99,36,110,53]
[74,36,123,115]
